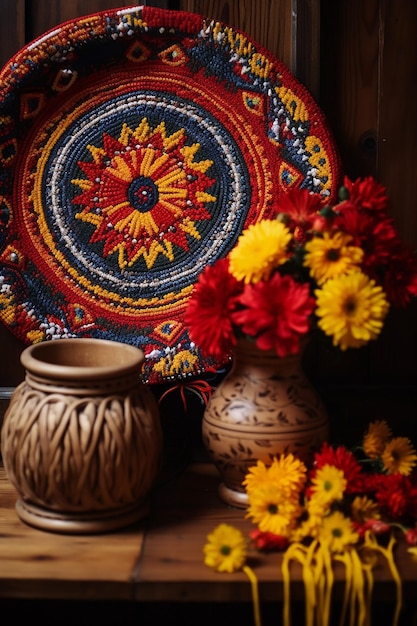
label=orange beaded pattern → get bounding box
[0,5,341,384]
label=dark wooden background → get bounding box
[1,0,416,441]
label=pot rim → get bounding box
[20,338,145,381]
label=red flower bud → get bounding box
[364,519,391,535]
[294,225,307,244]
[312,215,327,232]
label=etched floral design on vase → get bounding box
[202,338,329,508]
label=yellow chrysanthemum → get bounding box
[290,498,326,542]
[308,492,332,516]
[381,437,417,476]
[268,453,308,493]
[319,511,359,552]
[203,523,247,573]
[315,271,390,350]
[243,454,307,499]
[304,231,363,285]
[351,495,381,524]
[363,419,393,459]
[246,484,302,537]
[311,464,347,505]
[229,220,292,284]
[242,459,270,492]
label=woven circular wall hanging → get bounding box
[0,5,341,384]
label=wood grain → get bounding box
[378,0,417,245]
[0,0,25,68]
[292,0,321,98]
[320,0,380,178]
[0,467,146,600]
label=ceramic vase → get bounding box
[202,339,329,508]
[1,338,163,534]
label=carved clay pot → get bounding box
[1,338,163,534]
[202,339,329,508]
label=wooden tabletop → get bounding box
[2,460,417,614]
[0,463,145,600]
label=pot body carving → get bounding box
[1,338,162,534]
[202,340,329,508]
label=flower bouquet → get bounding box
[203,420,417,626]
[186,176,417,508]
[186,176,417,360]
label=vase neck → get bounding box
[232,340,305,373]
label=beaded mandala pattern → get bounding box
[0,5,341,384]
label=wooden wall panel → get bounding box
[292,0,321,100]
[320,0,380,178]
[0,0,26,69]
[378,0,417,245]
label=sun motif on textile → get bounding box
[72,120,215,270]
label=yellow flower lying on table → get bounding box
[203,421,417,626]
[203,523,262,626]
[203,523,247,573]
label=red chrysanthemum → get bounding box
[311,442,363,494]
[359,472,383,495]
[371,473,417,521]
[332,200,417,306]
[381,243,417,307]
[342,175,389,212]
[275,188,324,242]
[333,202,399,264]
[331,198,417,306]
[185,258,241,358]
[231,273,315,357]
